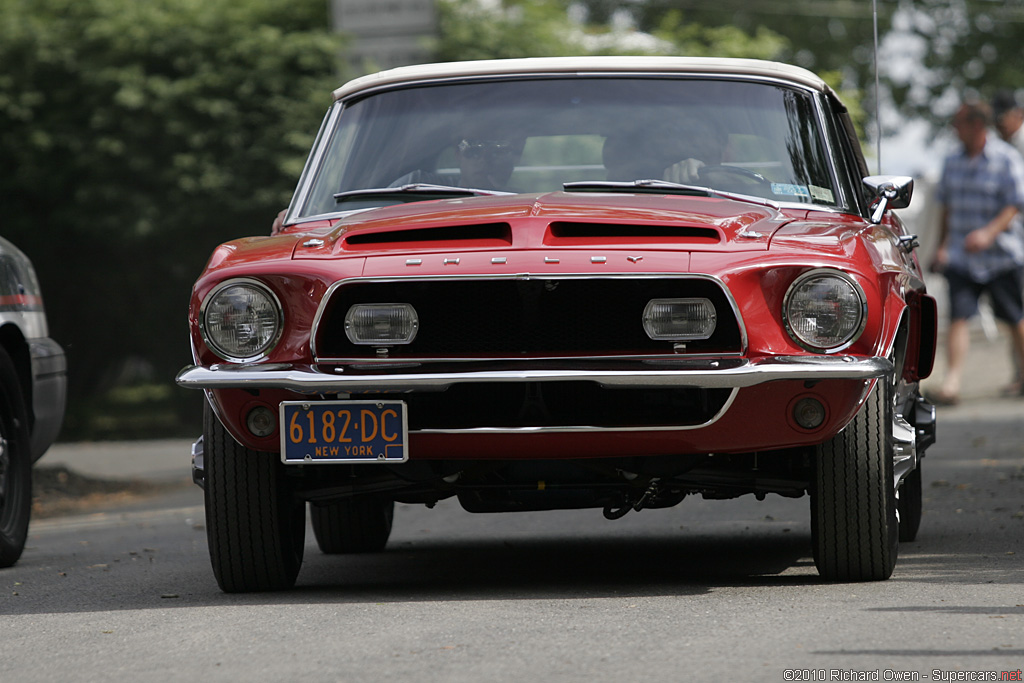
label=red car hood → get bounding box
[293,192,796,260]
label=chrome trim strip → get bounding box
[309,272,749,361]
[289,103,343,223]
[177,355,892,394]
[892,412,917,488]
[810,90,851,210]
[334,68,826,106]
[317,352,746,364]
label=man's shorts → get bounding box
[946,267,1024,323]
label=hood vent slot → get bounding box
[548,222,720,244]
[344,222,513,249]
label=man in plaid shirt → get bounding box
[931,99,1024,403]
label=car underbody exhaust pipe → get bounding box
[603,478,668,519]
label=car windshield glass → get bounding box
[300,76,839,217]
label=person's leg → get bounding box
[939,318,970,399]
[937,270,982,402]
[1008,320,1024,392]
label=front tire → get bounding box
[204,403,305,592]
[811,379,898,581]
[0,347,31,568]
[311,497,394,554]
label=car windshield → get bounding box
[300,76,840,217]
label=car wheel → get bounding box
[897,462,923,542]
[310,497,394,554]
[811,379,898,582]
[203,403,305,592]
[0,347,31,568]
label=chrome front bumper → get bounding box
[176,355,892,394]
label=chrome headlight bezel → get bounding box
[782,268,867,353]
[199,278,284,362]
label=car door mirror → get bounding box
[864,175,914,224]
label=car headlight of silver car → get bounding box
[783,269,866,352]
[200,279,283,362]
[643,298,717,341]
[345,303,419,345]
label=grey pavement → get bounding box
[40,437,195,485]
[921,327,1024,427]
[921,273,1024,417]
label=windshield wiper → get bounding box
[334,183,513,203]
[563,179,714,196]
[562,179,779,209]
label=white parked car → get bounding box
[0,235,67,567]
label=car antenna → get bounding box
[873,0,882,174]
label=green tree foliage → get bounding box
[636,0,1024,129]
[571,0,882,72]
[435,0,587,60]
[887,1,1024,124]
[649,10,787,60]
[436,0,790,62]
[0,0,345,436]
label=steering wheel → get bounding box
[697,164,772,191]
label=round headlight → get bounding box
[200,279,283,362]
[783,269,866,352]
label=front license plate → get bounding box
[280,401,408,464]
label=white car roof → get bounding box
[332,56,832,102]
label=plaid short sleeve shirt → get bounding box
[936,135,1024,282]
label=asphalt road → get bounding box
[2,391,1022,682]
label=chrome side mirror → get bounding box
[864,175,914,224]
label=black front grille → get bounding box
[314,277,742,359]
[354,382,732,430]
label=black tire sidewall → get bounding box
[310,496,394,554]
[0,346,31,568]
[203,402,305,591]
[812,379,898,581]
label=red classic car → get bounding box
[178,56,937,592]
